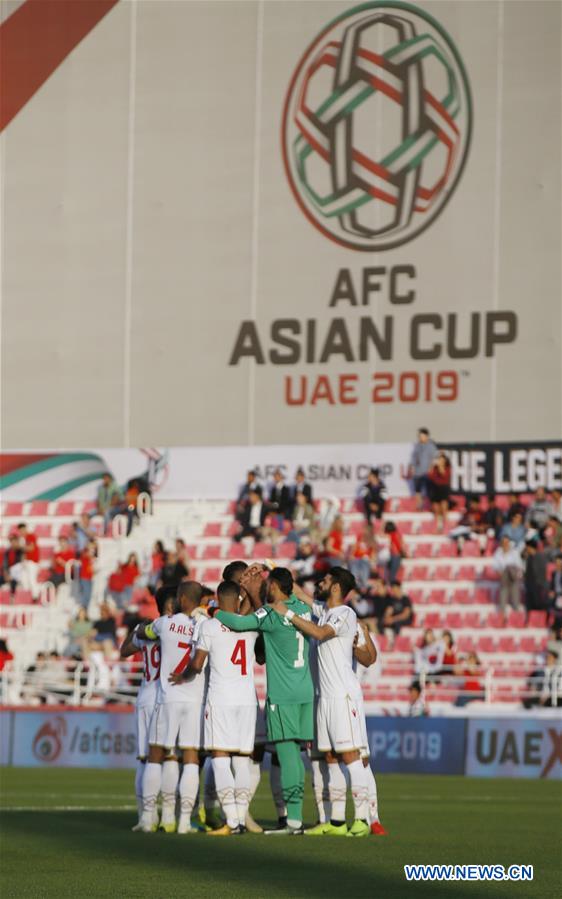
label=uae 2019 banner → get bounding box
[1,1,561,449]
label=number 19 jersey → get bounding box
[147,612,205,705]
[197,618,257,706]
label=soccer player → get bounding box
[214,566,313,835]
[171,580,258,835]
[272,567,370,837]
[120,585,176,832]
[137,580,206,834]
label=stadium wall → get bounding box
[1,0,561,449]
[2,441,561,501]
[1,709,560,779]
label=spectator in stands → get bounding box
[484,494,504,541]
[499,511,526,550]
[67,608,92,658]
[381,520,407,582]
[348,587,377,629]
[326,515,346,566]
[287,492,316,544]
[449,496,487,556]
[1,534,22,594]
[524,650,562,709]
[96,473,122,529]
[91,603,117,658]
[414,628,445,677]
[507,492,527,520]
[14,523,40,599]
[348,526,376,590]
[25,652,48,703]
[526,487,554,537]
[291,467,313,510]
[292,537,317,585]
[551,489,562,519]
[235,470,262,524]
[455,652,484,706]
[367,575,390,634]
[407,681,428,717]
[78,542,95,609]
[545,515,562,554]
[523,539,548,614]
[50,536,75,589]
[382,580,413,646]
[121,552,140,606]
[493,536,523,615]
[362,468,387,525]
[149,540,167,589]
[0,638,14,672]
[427,452,451,532]
[74,513,97,553]
[440,630,457,674]
[316,496,339,536]
[234,489,269,543]
[408,427,438,510]
[175,538,191,570]
[268,468,292,526]
[547,622,562,657]
[160,550,189,589]
[548,554,562,627]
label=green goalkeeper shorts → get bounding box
[266,699,314,743]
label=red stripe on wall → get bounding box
[0,454,54,476]
[0,0,120,132]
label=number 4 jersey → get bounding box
[146,612,206,706]
[197,618,257,706]
[215,595,314,705]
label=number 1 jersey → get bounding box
[197,618,257,706]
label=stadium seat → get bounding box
[528,610,547,628]
[277,542,296,559]
[426,589,447,604]
[202,544,222,560]
[444,612,463,629]
[394,635,412,652]
[423,612,443,628]
[4,502,24,516]
[486,612,505,629]
[497,636,517,653]
[464,611,482,629]
[438,542,456,558]
[54,501,75,515]
[457,565,476,580]
[34,524,52,538]
[29,501,50,516]
[507,610,526,628]
[252,542,273,558]
[457,636,476,653]
[434,565,452,581]
[409,565,428,580]
[204,522,223,538]
[476,636,496,653]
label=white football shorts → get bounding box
[136,704,153,759]
[149,701,203,750]
[204,702,257,754]
[317,694,364,754]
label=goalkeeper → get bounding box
[215,566,313,835]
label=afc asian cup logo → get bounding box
[281,1,473,251]
[32,717,67,763]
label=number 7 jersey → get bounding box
[197,618,258,706]
[147,612,206,705]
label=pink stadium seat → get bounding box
[278,542,296,559]
[497,636,516,652]
[409,565,428,580]
[29,501,50,516]
[202,545,222,560]
[398,520,413,536]
[408,589,425,605]
[452,589,470,604]
[227,521,240,537]
[423,612,443,628]
[486,612,505,629]
[457,636,476,653]
[34,524,52,538]
[419,520,436,536]
[349,520,364,537]
[227,501,237,515]
[394,635,412,652]
[252,542,273,558]
[461,541,480,558]
[185,545,199,559]
[507,610,526,628]
[414,542,432,558]
[204,522,222,538]
[464,612,482,629]
[434,565,451,580]
[528,610,547,628]
[54,501,74,515]
[438,542,456,558]
[457,565,476,580]
[226,543,248,560]
[4,502,24,516]
[476,636,496,653]
[200,567,221,584]
[82,501,96,514]
[426,589,446,604]
[376,634,388,652]
[474,588,493,604]
[58,523,71,538]
[482,566,499,581]
[444,612,463,629]
[39,547,52,562]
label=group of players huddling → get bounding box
[120,560,387,837]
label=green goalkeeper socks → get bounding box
[275,740,305,823]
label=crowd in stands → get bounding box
[1,430,562,709]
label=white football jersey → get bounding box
[315,604,361,699]
[353,625,381,687]
[132,632,161,709]
[197,617,258,707]
[149,613,206,705]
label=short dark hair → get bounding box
[329,566,356,598]
[217,580,240,603]
[419,428,429,436]
[222,560,248,581]
[17,522,26,530]
[155,585,177,616]
[176,580,203,607]
[384,521,397,533]
[391,579,402,588]
[269,567,293,597]
[410,680,422,693]
[200,585,215,599]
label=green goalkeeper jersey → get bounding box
[215,595,314,705]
